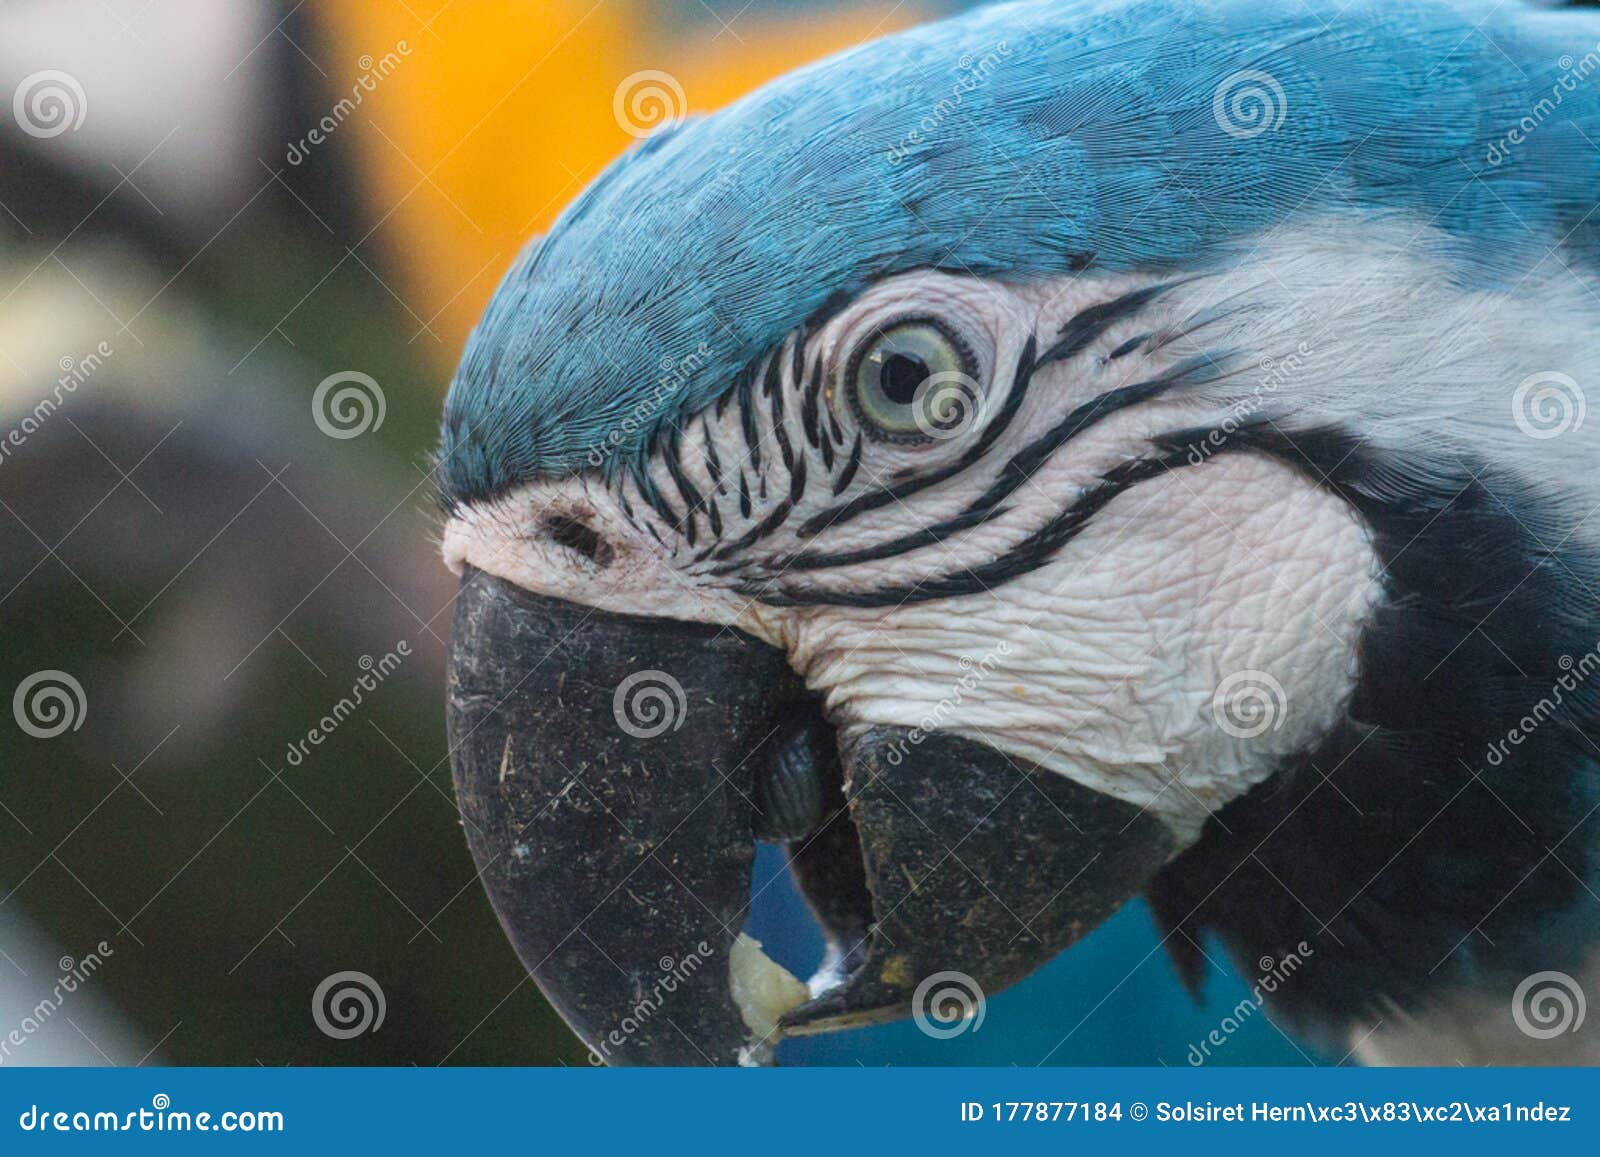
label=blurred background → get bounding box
[0,0,1314,1066]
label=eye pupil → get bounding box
[879,353,927,406]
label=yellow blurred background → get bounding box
[321,0,919,370]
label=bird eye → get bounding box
[847,319,979,441]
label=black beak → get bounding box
[447,567,1176,1064]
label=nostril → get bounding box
[542,514,615,568]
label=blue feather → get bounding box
[440,0,1600,502]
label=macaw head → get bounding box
[440,0,1600,1065]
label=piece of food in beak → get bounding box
[447,569,1179,1063]
[778,727,1178,1035]
[729,933,810,1048]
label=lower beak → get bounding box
[447,568,1176,1065]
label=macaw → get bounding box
[439,0,1600,1065]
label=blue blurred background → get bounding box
[0,0,1314,1067]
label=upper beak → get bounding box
[447,567,1176,1065]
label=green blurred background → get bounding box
[0,0,1313,1067]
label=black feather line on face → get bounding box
[728,502,1011,577]
[958,353,1228,521]
[743,445,1204,607]
[700,415,723,493]
[628,453,682,536]
[1045,282,1179,364]
[801,361,824,450]
[737,360,762,472]
[631,281,1185,570]
[833,435,861,496]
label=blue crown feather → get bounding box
[439,0,1600,506]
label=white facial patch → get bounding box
[444,214,1600,846]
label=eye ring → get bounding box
[843,316,982,443]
